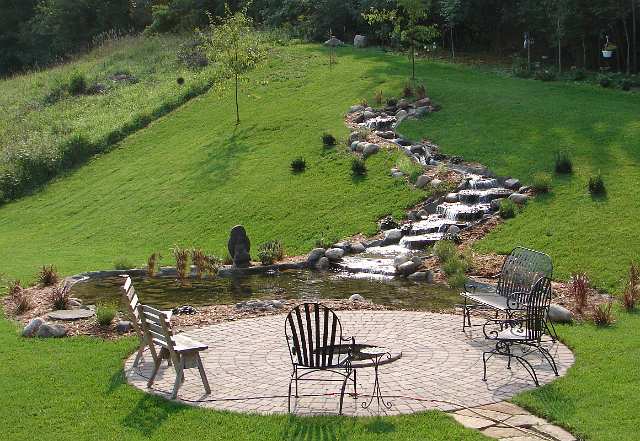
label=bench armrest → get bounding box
[483,318,525,339]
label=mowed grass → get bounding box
[400,67,640,292]
[0,313,487,441]
[0,44,425,281]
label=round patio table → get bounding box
[359,346,394,411]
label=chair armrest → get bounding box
[482,318,524,339]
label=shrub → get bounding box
[38,265,59,287]
[448,271,468,290]
[531,172,552,193]
[499,199,517,219]
[177,39,209,69]
[172,246,190,280]
[203,254,221,276]
[50,285,70,310]
[571,272,589,311]
[96,304,117,326]
[620,79,632,91]
[7,279,21,296]
[351,158,367,176]
[433,240,457,263]
[322,133,336,147]
[12,289,33,315]
[114,257,135,270]
[555,151,573,174]
[588,173,606,196]
[402,82,413,98]
[622,262,639,312]
[386,97,397,107]
[68,71,87,95]
[147,252,161,277]
[569,68,587,81]
[191,248,206,278]
[374,90,383,106]
[593,301,614,327]
[442,258,466,276]
[599,75,612,88]
[257,240,285,265]
[416,84,426,99]
[290,157,306,173]
[535,68,557,82]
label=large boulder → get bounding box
[349,294,366,302]
[228,225,251,268]
[314,257,330,271]
[379,216,399,231]
[397,261,420,276]
[394,254,411,267]
[382,229,403,245]
[408,271,434,282]
[548,304,573,323]
[504,178,521,190]
[363,143,380,157]
[353,35,367,48]
[22,317,44,337]
[508,193,529,205]
[350,242,366,254]
[416,97,432,107]
[36,323,67,338]
[325,248,345,261]
[307,248,326,266]
[348,105,364,113]
[116,321,133,334]
[415,175,431,189]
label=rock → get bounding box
[332,241,350,251]
[416,97,432,107]
[349,131,361,143]
[394,254,411,267]
[355,141,367,152]
[410,145,425,154]
[307,248,326,266]
[448,225,461,235]
[397,260,420,276]
[379,216,399,231]
[116,321,133,334]
[382,229,403,245]
[548,304,573,323]
[228,225,251,268]
[408,271,434,282]
[490,198,505,210]
[325,248,345,261]
[415,175,431,188]
[407,210,420,221]
[314,256,330,271]
[397,99,410,109]
[431,104,442,112]
[324,36,343,47]
[172,305,197,315]
[519,185,531,194]
[349,105,364,113]
[391,171,404,178]
[504,178,521,190]
[350,141,360,151]
[353,34,367,48]
[349,294,366,302]
[422,200,439,214]
[22,317,44,337]
[36,323,67,338]
[48,309,95,321]
[430,178,443,188]
[353,113,365,123]
[363,143,380,157]
[418,209,429,218]
[508,193,529,205]
[68,299,82,308]
[457,180,469,191]
[363,110,376,119]
[377,130,395,139]
[415,106,429,117]
[395,109,408,120]
[444,193,459,203]
[350,242,366,254]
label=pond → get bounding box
[70,270,460,311]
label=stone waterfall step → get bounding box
[436,203,493,222]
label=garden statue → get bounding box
[228,225,251,268]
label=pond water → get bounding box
[70,270,460,311]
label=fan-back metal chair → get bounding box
[482,276,559,386]
[285,303,356,414]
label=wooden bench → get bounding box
[460,247,555,338]
[138,304,211,399]
[121,276,173,367]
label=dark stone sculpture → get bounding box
[228,225,251,268]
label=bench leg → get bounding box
[171,357,185,399]
[196,353,211,394]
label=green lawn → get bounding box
[2,43,640,441]
[400,66,640,292]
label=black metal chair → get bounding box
[482,276,559,386]
[285,303,356,414]
[460,246,557,339]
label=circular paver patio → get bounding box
[124,311,574,416]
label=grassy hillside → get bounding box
[0,34,214,201]
[0,44,424,281]
[401,65,640,292]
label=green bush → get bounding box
[535,68,557,82]
[68,71,87,95]
[555,151,573,174]
[113,257,136,270]
[531,172,552,193]
[569,68,587,81]
[620,79,632,91]
[351,158,367,176]
[290,157,306,173]
[599,75,612,88]
[588,173,606,196]
[96,304,117,326]
[433,240,457,263]
[322,133,336,147]
[499,199,517,219]
[448,271,468,290]
[257,240,284,265]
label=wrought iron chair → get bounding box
[460,246,557,339]
[482,276,559,386]
[285,303,356,414]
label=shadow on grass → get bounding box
[281,415,346,441]
[365,417,396,434]
[122,394,185,436]
[106,368,126,394]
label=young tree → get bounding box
[397,0,439,79]
[199,7,265,125]
[543,0,575,73]
[440,0,466,60]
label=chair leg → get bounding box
[537,345,559,376]
[338,370,353,415]
[352,369,358,397]
[482,351,494,382]
[545,319,559,342]
[195,353,211,394]
[513,355,540,386]
[171,357,185,399]
[147,358,160,388]
[133,343,144,368]
[288,377,294,413]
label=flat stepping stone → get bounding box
[48,309,95,321]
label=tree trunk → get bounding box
[527,31,531,71]
[623,16,631,74]
[582,36,587,69]
[411,41,415,79]
[557,17,562,73]
[633,0,638,73]
[450,27,456,60]
[235,73,239,125]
